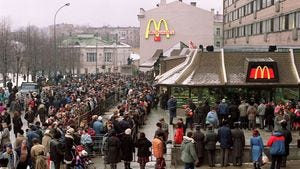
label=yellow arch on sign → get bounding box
[254,66,271,79]
[145,19,170,39]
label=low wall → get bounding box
[171,144,300,166]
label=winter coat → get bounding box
[247,106,257,120]
[93,120,104,135]
[1,128,10,146]
[274,115,284,131]
[25,110,35,124]
[12,117,23,134]
[174,127,184,144]
[265,105,275,125]
[250,136,264,161]
[218,125,232,149]
[80,133,93,145]
[238,103,248,117]
[15,135,27,149]
[193,130,205,158]
[167,98,177,118]
[180,136,198,163]
[42,131,52,155]
[152,137,164,158]
[280,128,292,156]
[121,134,135,161]
[231,128,245,157]
[206,111,219,126]
[27,130,40,148]
[50,139,64,163]
[257,103,266,116]
[267,132,286,155]
[1,150,18,169]
[135,138,152,157]
[106,135,121,164]
[30,144,45,163]
[204,130,218,150]
[218,102,229,115]
[64,134,75,164]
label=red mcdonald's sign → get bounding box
[246,62,279,82]
[249,66,275,79]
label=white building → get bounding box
[61,34,132,74]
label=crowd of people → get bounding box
[0,72,299,169]
[164,96,298,169]
[0,73,160,169]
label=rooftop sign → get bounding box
[145,19,175,42]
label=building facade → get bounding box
[214,11,224,48]
[223,0,300,47]
[138,0,214,67]
[61,34,132,74]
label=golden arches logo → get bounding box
[254,66,271,79]
[145,19,174,41]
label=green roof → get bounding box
[61,34,114,46]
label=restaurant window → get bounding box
[171,87,190,107]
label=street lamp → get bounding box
[54,3,70,76]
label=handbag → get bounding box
[262,152,269,165]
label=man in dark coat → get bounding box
[201,100,210,130]
[280,120,292,167]
[218,120,233,167]
[228,101,240,128]
[204,125,218,167]
[121,128,135,169]
[193,125,205,167]
[231,122,245,166]
[167,96,177,125]
[106,130,121,169]
[50,129,64,169]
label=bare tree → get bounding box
[0,18,13,87]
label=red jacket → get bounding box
[174,127,184,144]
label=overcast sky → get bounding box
[0,0,223,30]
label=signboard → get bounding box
[246,62,279,82]
[145,19,175,42]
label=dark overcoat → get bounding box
[121,134,135,161]
[107,135,121,164]
[193,130,205,158]
[231,128,245,157]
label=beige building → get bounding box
[61,34,132,74]
[138,0,214,68]
[223,0,300,47]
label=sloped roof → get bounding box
[157,51,300,86]
[139,49,163,68]
[224,52,298,86]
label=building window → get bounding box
[104,52,112,62]
[296,12,300,28]
[216,41,221,47]
[246,25,253,36]
[238,26,245,37]
[86,53,97,62]
[256,0,261,11]
[289,13,296,30]
[273,17,280,32]
[216,28,221,36]
[239,7,245,18]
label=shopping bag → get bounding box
[49,161,55,169]
[262,152,269,165]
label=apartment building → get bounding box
[223,0,300,47]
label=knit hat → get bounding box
[98,116,103,121]
[125,128,132,135]
[67,128,75,135]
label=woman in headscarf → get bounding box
[250,129,264,169]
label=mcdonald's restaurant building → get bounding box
[138,0,216,70]
[155,49,300,106]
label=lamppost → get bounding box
[54,3,70,76]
